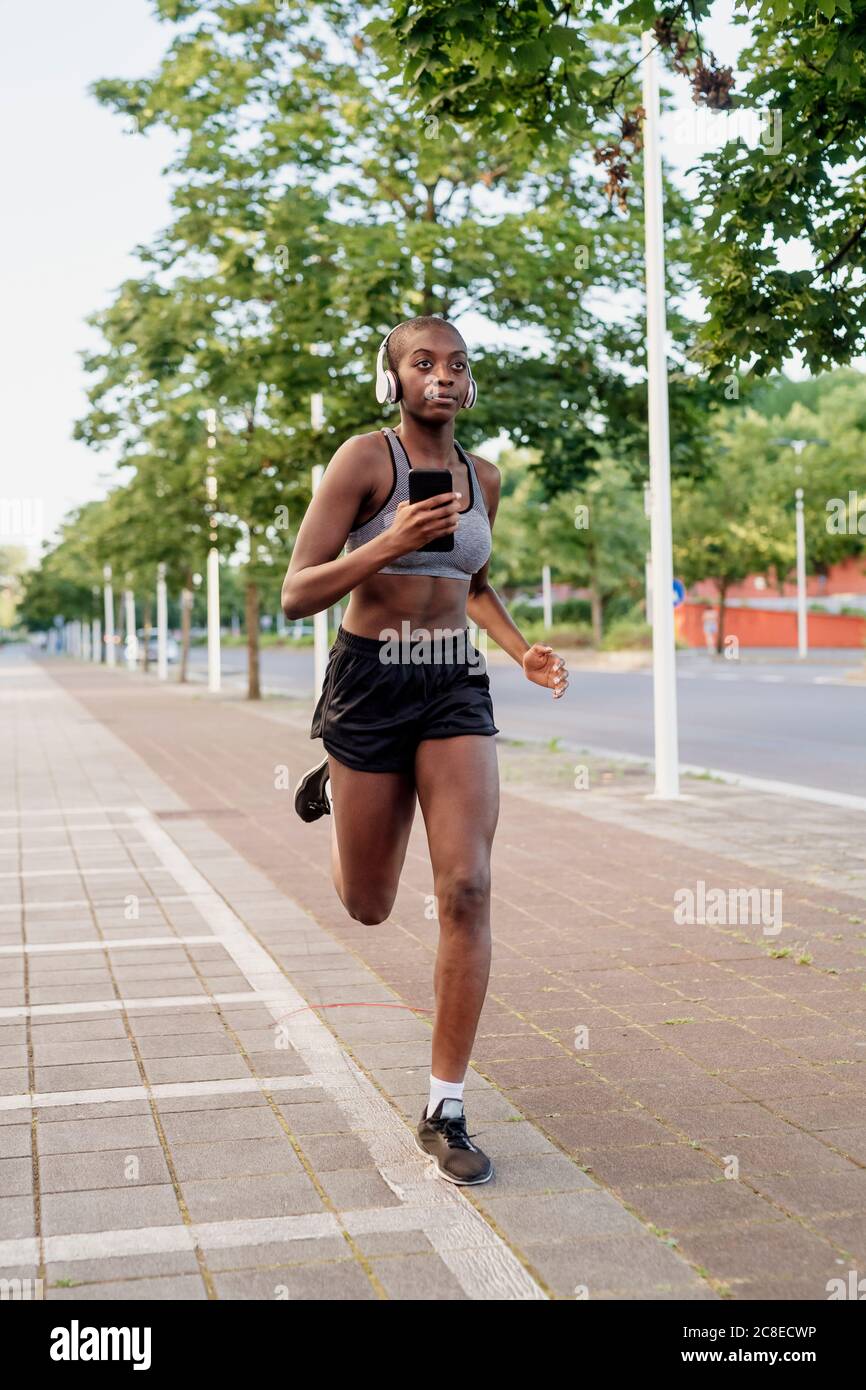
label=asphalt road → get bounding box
[183,644,866,798]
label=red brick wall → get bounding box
[676,602,866,649]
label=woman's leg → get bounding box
[327,753,417,925]
[413,734,500,1080]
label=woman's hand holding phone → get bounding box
[378,491,462,562]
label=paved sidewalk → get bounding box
[1,649,707,1301]
[5,647,866,1299]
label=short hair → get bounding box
[385,316,467,372]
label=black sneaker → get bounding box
[294,755,331,822]
[414,1097,493,1185]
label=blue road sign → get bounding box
[672,579,685,607]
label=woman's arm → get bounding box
[281,436,391,620]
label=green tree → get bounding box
[371,0,866,378]
[491,444,647,642]
[673,412,795,651]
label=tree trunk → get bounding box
[245,578,261,701]
[142,598,152,674]
[179,577,193,684]
[588,583,603,647]
[716,580,728,655]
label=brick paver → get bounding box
[5,646,866,1299]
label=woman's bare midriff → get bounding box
[342,572,471,640]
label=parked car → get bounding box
[134,631,180,664]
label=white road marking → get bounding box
[0,824,134,836]
[127,805,546,1300]
[0,935,220,957]
[528,735,866,815]
[0,991,263,1021]
[0,1207,443,1270]
[0,807,138,818]
[0,866,181,880]
[0,1074,317,1114]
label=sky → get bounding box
[0,1,801,561]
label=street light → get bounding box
[772,437,829,660]
[124,577,137,669]
[795,487,807,658]
[103,565,116,668]
[311,392,328,701]
[205,408,221,693]
[641,30,680,800]
[91,586,101,664]
[156,562,168,681]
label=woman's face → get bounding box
[396,328,470,417]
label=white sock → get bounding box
[426,1073,464,1119]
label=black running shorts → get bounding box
[310,625,500,774]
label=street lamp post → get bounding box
[124,582,137,669]
[91,586,101,664]
[311,393,328,700]
[205,409,221,694]
[103,565,116,668]
[541,564,552,631]
[795,487,808,659]
[156,562,168,681]
[642,29,680,799]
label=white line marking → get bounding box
[0,866,180,880]
[0,1210,388,1269]
[127,805,546,1300]
[676,765,866,813]
[0,991,263,1021]
[0,825,136,837]
[0,1204,477,1270]
[0,1074,318,1114]
[0,935,220,957]
[0,807,138,818]
[522,735,866,815]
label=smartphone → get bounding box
[408,468,455,552]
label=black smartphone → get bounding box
[408,468,454,552]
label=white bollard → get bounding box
[124,589,138,669]
[104,567,116,668]
[157,562,168,681]
[207,547,221,692]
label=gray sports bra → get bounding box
[345,427,492,581]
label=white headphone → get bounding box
[375,325,477,409]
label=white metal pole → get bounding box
[642,29,680,800]
[541,564,553,630]
[205,409,221,694]
[156,562,168,681]
[207,549,220,691]
[124,588,137,669]
[795,487,808,659]
[103,566,116,668]
[311,392,328,700]
[91,618,101,663]
[312,463,328,698]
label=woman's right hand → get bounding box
[380,492,462,561]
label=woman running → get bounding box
[281,316,569,1185]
